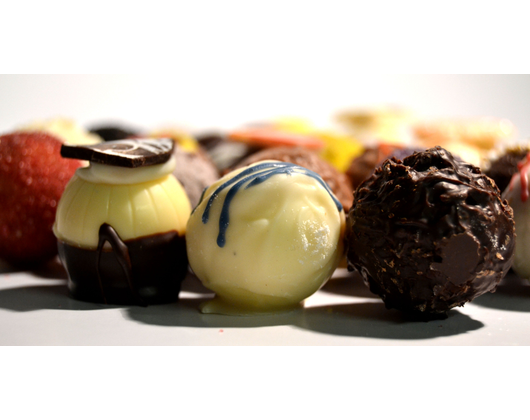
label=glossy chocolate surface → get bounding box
[60,138,174,168]
[58,225,188,305]
[346,146,516,315]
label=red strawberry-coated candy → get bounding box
[0,131,82,267]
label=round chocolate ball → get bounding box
[346,146,515,315]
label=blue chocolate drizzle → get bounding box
[199,162,343,248]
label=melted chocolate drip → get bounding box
[58,227,188,306]
[96,224,140,305]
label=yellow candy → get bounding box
[54,162,190,249]
[18,118,102,145]
[273,117,315,134]
[149,128,199,153]
[272,117,365,172]
[316,130,364,173]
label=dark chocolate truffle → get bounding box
[346,146,515,315]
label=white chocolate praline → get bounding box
[53,157,191,249]
[503,163,530,279]
[186,160,346,315]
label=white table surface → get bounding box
[2,257,529,346]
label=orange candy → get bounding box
[228,127,325,150]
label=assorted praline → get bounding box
[502,153,530,279]
[186,160,346,315]
[53,138,191,306]
[2,116,519,321]
[346,146,515,316]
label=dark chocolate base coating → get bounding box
[346,146,516,315]
[58,229,188,306]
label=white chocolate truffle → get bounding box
[503,156,530,279]
[186,160,346,315]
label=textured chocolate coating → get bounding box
[346,146,515,315]
[231,146,354,211]
[61,138,174,168]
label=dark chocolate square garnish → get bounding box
[61,138,175,168]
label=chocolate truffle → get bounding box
[187,161,346,315]
[347,146,515,315]
[502,153,530,279]
[171,144,219,209]
[484,144,530,193]
[231,146,354,211]
[195,131,260,172]
[53,139,191,305]
[347,144,419,190]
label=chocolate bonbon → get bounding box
[484,144,530,193]
[346,144,420,190]
[0,131,82,266]
[186,160,346,315]
[503,153,530,279]
[53,138,191,305]
[346,146,515,315]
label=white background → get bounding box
[2,74,530,139]
[0,75,530,345]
